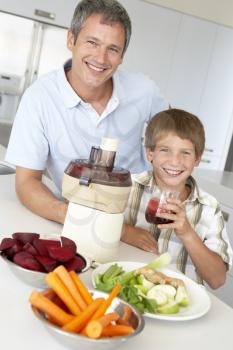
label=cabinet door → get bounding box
[121,0,181,93]
[199,25,233,166]
[165,14,217,114]
[0,0,77,27]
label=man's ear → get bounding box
[67,31,74,51]
[145,148,153,162]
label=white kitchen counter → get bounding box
[1,173,233,350]
[194,168,233,208]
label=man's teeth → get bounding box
[163,169,183,176]
[87,63,105,72]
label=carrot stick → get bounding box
[29,290,74,327]
[54,265,87,310]
[116,306,133,326]
[90,284,121,320]
[45,272,81,316]
[101,324,134,337]
[41,288,55,298]
[62,297,104,333]
[80,283,121,336]
[69,271,93,305]
[86,312,119,339]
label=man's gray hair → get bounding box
[70,0,132,55]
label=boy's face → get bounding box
[146,133,201,192]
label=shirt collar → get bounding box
[132,171,208,206]
[57,59,122,110]
[57,59,82,109]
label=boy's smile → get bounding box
[146,133,201,194]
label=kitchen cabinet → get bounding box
[0,0,78,28]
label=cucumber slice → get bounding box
[147,288,168,306]
[157,300,179,314]
[150,284,177,298]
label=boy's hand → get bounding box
[121,224,159,254]
[157,197,194,240]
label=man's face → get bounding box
[67,13,125,90]
[146,133,201,192]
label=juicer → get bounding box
[62,138,132,263]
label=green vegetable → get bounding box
[157,300,179,314]
[146,252,171,270]
[147,289,168,306]
[148,284,177,299]
[175,286,189,307]
[101,263,123,283]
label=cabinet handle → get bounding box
[204,148,214,153]
[34,9,55,20]
[200,159,211,164]
[222,211,229,222]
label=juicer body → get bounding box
[61,138,131,263]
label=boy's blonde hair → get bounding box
[145,108,205,158]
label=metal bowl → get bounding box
[31,290,145,350]
[0,252,90,288]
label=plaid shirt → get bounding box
[124,171,233,283]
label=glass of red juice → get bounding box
[145,190,179,225]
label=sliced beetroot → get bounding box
[0,238,17,251]
[12,232,40,245]
[47,246,75,262]
[35,255,57,272]
[5,242,23,259]
[61,236,77,253]
[64,255,86,272]
[23,242,38,256]
[33,238,49,257]
[13,251,44,272]
[39,239,61,249]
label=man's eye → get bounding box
[160,148,168,152]
[87,40,97,46]
[109,47,119,53]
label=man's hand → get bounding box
[121,224,158,254]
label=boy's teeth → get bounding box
[164,169,182,176]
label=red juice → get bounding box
[145,197,173,225]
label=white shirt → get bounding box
[124,171,233,283]
[5,60,168,192]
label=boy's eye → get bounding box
[160,148,169,152]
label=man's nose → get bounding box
[95,46,108,64]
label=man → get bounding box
[5,0,168,224]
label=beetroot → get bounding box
[35,255,57,272]
[33,238,49,257]
[13,251,44,272]
[0,238,17,251]
[12,232,40,245]
[23,242,38,256]
[5,242,23,259]
[61,236,77,253]
[1,233,85,274]
[47,246,75,262]
[39,239,61,249]
[64,255,86,272]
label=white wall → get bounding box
[145,0,233,28]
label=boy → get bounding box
[121,108,233,289]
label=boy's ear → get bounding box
[145,148,153,162]
[194,156,202,167]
